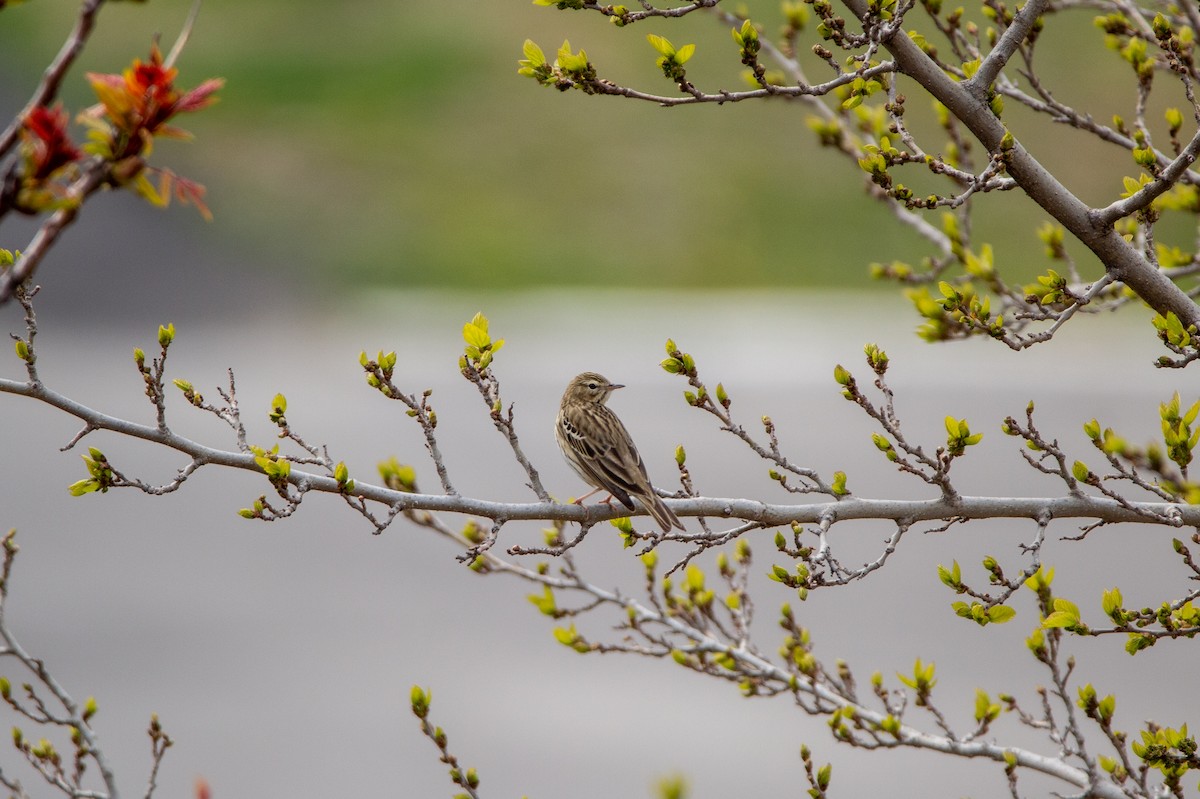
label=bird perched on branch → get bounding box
[555,371,683,532]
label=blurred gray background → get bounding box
[2,1,1198,797]
[3,278,1194,798]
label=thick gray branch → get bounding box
[967,0,1049,93]
[1,376,1193,530]
[839,0,1200,329]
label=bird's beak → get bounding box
[610,383,626,390]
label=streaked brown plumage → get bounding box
[555,372,683,532]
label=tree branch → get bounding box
[1094,127,1200,226]
[0,0,106,159]
[838,0,1200,330]
[530,555,1129,799]
[0,162,110,304]
[3,369,1196,533]
[0,530,121,799]
[585,61,896,107]
[967,0,1050,94]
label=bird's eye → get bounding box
[587,382,598,389]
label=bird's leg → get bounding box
[572,486,606,505]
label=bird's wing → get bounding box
[561,404,654,509]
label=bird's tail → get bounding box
[640,492,683,532]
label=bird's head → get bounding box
[565,372,624,404]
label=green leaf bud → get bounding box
[660,358,684,374]
[715,382,729,406]
[410,685,430,718]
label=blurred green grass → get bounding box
[0,0,1163,293]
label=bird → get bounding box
[555,371,683,532]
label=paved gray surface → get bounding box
[8,24,1192,799]
[1,289,1195,798]
[2,189,301,326]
